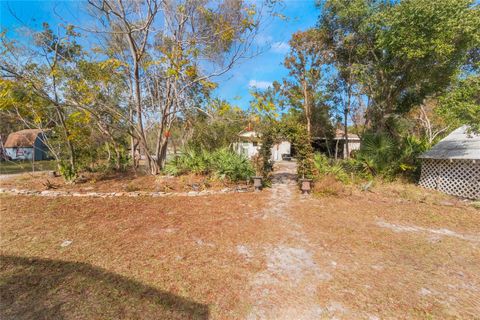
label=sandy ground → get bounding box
[1,161,479,319]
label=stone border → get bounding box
[0,186,252,198]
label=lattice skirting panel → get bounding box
[419,159,480,200]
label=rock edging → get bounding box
[0,187,252,198]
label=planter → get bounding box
[252,176,263,192]
[299,178,312,194]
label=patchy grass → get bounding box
[0,193,270,319]
[0,160,56,175]
[291,186,480,319]
[1,177,479,319]
[0,170,248,193]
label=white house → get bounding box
[418,126,479,200]
[234,130,291,161]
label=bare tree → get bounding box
[87,0,273,174]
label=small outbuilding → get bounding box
[234,130,291,161]
[313,129,361,159]
[418,126,479,200]
[332,129,361,159]
[4,129,49,161]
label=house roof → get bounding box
[238,130,261,141]
[332,129,360,141]
[239,130,259,138]
[419,126,480,160]
[4,129,44,148]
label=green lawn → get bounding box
[0,160,57,175]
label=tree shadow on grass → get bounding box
[0,255,209,320]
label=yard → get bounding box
[1,162,479,319]
[0,160,57,175]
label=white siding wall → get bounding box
[5,147,34,160]
[271,141,291,161]
[234,140,291,162]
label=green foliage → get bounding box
[313,153,350,183]
[58,161,76,182]
[165,149,212,176]
[210,149,255,181]
[164,148,254,182]
[258,118,316,179]
[319,0,480,129]
[289,123,316,179]
[437,75,480,133]
[249,83,283,119]
[187,99,249,151]
[257,123,275,178]
[352,133,428,180]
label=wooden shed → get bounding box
[4,129,49,161]
[418,126,479,200]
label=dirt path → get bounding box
[247,161,334,320]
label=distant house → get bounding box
[418,126,479,200]
[313,129,361,159]
[234,130,291,161]
[333,129,361,159]
[4,129,49,161]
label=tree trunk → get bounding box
[302,80,311,137]
[52,75,75,171]
[132,60,158,175]
[334,139,339,160]
[344,108,349,159]
[129,105,137,169]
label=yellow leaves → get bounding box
[185,65,198,79]
[34,114,42,125]
[49,67,61,78]
[166,68,179,78]
[69,110,91,124]
[98,58,125,71]
[245,5,256,17]
[66,110,92,142]
[178,4,186,14]
[200,80,218,91]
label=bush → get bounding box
[164,148,254,182]
[312,175,346,196]
[58,161,76,182]
[210,149,255,181]
[313,153,351,183]
[352,133,428,181]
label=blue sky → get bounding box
[0,0,320,109]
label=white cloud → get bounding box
[248,80,273,90]
[254,33,273,45]
[271,41,290,54]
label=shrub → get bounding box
[164,149,212,176]
[312,175,346,196]
[58,161,76,182]
[164,148,254,182]
[313,153,351,183]
[210,149,255,181]
[353,133,428,180]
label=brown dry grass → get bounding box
[0,171,245,193]
[1,192,271,319]
[1,179,479,319]
[290,186,480,319]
